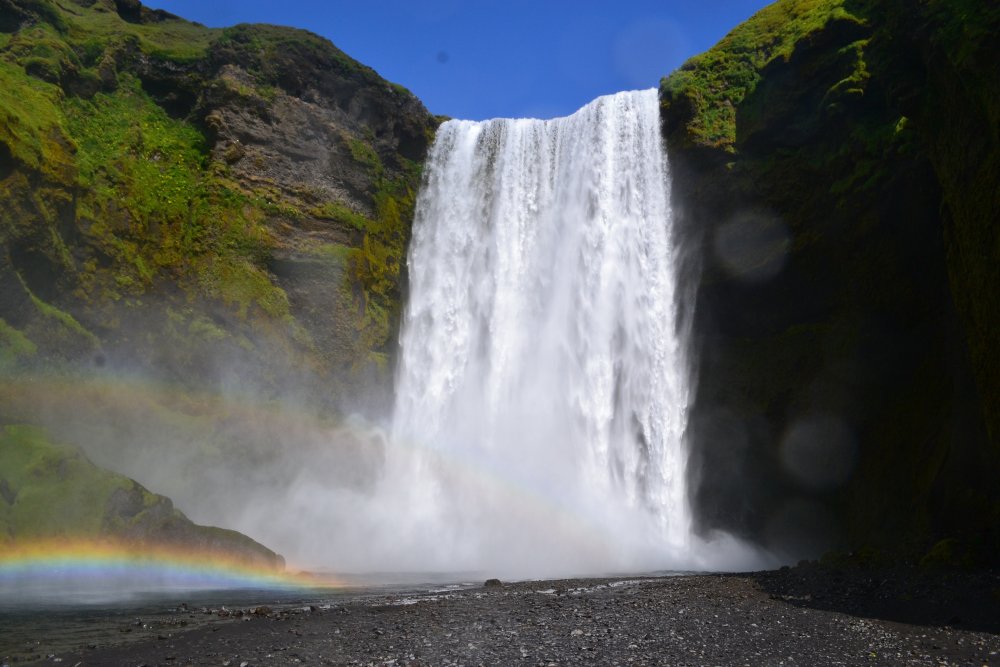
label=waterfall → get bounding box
[389,88,693,576]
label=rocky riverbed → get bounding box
[8,567,1000,666]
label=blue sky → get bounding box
[144,0,772,120]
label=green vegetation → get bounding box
[7,22,77,82]
[62,74,289,322]
[661,0,862,149]
[67,75,208,219]
[348,166,420,363]
[0,422,282,565]
[0,424,145,538]
[919,538,977,570]
[197,257,291,321]
[0,319,37,368]
[211,23,375,88]
[0,56,72,178]
[28,290,100,349]
[0,0,433,394]
[62,1,216,63]
[348,136,384,179]
[0,4,303,360]
[304,241,355,263]
[312,201,372,232]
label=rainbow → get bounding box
[0,539,342,594]
[0,371,631,572]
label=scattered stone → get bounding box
[24,569,1000,666]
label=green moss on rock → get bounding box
[661,0,862,150]
[0,423,282,567]
[0,0,435,559]
[1,0,435,398]
[0,318,36,368]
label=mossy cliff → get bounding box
[0,0,437,401]
[0,0,435,558]
[661,0,999,561]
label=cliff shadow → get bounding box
[751,564,1000,636]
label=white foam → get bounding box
[387,90,693,577]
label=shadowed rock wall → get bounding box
[661,0,999,562]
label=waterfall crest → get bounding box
[388,89,693,576]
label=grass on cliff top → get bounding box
[45,0,215,62]
[212,23,379,85]
[661,0,861,150]
[0,0,210,179]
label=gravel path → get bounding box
[15,569,1000,666]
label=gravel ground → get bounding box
[12,567,1000,666]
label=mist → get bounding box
[4,363,775,579]
[0,89,780,582]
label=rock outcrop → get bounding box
[0,423,283,569]
[0,0,435,560]
[661,0,1000,562]
[0,0,438,405]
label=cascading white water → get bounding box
[388,88,693,577]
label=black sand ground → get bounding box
[9,567,1000,666]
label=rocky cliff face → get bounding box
[661,0,999,562]
[0,0,437,404]
[0,0,435,558]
